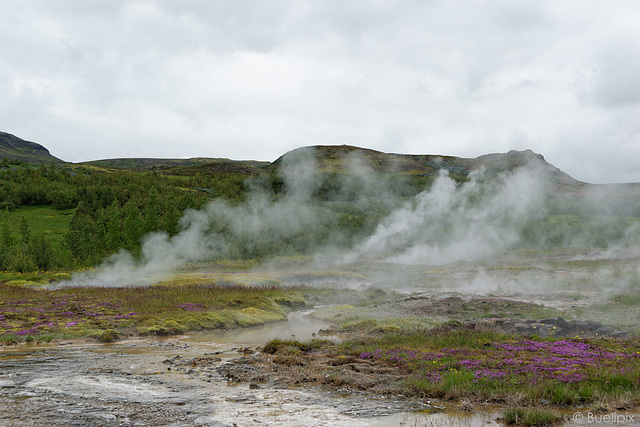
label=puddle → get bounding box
[185,309,334,345]
[371,411,501,426]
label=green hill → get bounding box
[83,157,269,173]
[274,145,584,192]
[0,132,63,164]
[2,131,640,273]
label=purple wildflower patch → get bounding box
[0,292,138,337]
[177,303,205,312]
[358,338,640,385]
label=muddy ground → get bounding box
[0,329,447,426]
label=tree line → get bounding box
[0,162,246,271]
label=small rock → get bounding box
[555,317,573,330]
[610,331,628,338]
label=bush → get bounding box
[98,329,120,343]
[262,338,309,354]
[49,190,78,210]
[7,251,37,273]
[502,407,560,426]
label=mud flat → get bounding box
[1,309,638,426]
[1,313,488,427]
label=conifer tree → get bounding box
[122,198,142,252]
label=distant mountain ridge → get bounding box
[0,132,63,164]
[274,145,582,190]
[0,131,627,193]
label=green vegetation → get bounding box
[0,132,62,164]
[502,407,561,426]
[2,143,640,272]
[0,282,313,342]
[337,329,640,408]
[0,161,233,269]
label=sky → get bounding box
[1,1,640,184]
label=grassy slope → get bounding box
[4,206,74,253]
[0,132,63,164]
[83,157,270,172]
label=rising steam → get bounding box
[350,166,549,264]
[58,149,640,287]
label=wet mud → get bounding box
[0,312,473,427]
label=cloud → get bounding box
[1,1,640,182]
[589,38,640,108]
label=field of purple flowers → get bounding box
[0,291,136,339]
[347,330,640,406]
[0,282,298,343]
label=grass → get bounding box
[4,205,74,252]
[309,295,560,334]
[502,407,560,426]
[336,329,640,407]
[0,282,314,342]
[0,271,72,287]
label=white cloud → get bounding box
[1,0,639,183]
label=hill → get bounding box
[274,145,585,192]
[0,132,63,164]
[1,130,634,197]
[2,132,640,272]
[83,157,269,174]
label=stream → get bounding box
[2,311,611,426]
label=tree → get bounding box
[19,216,30,247]
[65,206,97,263]
[0,210,15,247]
[28,233,55,270]
[105,199,123,252]
[162,195,180,236]
[143,187,160,234]
[122,198,142,252]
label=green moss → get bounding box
[272,293,308,311]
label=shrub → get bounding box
[503,407,560,426]
[98,329,120,343]
[262,338,309,354]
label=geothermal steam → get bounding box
[59,150,636,287]
[351,166,549,264]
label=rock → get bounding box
[610,331,628,338]
[513,323,530,333]
[594,326,614,336]
[574,320,601,331]
[555,317,573,331]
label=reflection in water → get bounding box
[184,310,334,345]
[369,410,501,427]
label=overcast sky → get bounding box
[2,1,640,183]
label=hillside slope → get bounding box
[83,157,269,173]
[0,132,63,164]
[274,145,585,192]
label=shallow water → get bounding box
[185,309,334,344]
[2,311,637,426]
[0,313,446,426]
